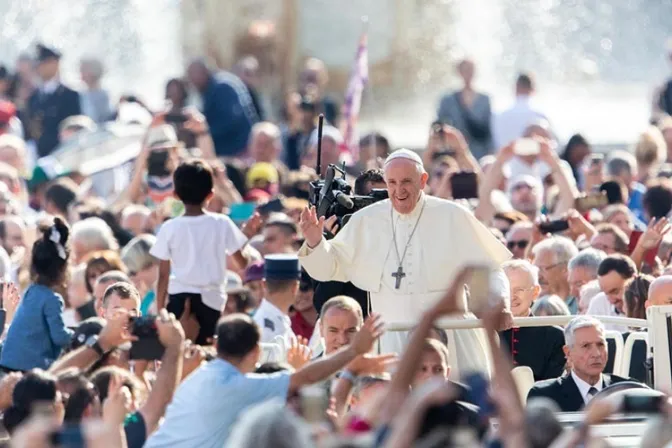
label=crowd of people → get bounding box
[0,38,671,448]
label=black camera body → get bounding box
[309,164,388,227]
[129,316,165,360]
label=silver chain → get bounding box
[390,199,427,268]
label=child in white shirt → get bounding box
[151,159,248,344]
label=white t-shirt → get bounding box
[150,213,247,311]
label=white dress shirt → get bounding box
[571,370,604,404]
[492,96,550,150]
[586,292,628,332]
[253,299,295,345]
[41,78,60,95]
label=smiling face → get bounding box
[506,267,540,317]
[598,271,627,313]
[384,158,429,215]
[321,307,361,355]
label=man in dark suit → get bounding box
[500,260,566,381]
[527,316,630,412]
[24,44,81,158]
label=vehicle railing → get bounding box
[386,315,648,331]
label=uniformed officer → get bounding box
[252,254,302,346]
[24,43,81,158]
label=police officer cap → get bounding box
[36,43,62,62]
[264,254,301,280]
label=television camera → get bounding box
[308,115,388,227]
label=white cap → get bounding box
[384,148,423,167]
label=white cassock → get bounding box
[298,193,511,379]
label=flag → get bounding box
[341,32,368,163]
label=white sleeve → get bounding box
[222,216,248,254]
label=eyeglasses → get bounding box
[507,240,529,250]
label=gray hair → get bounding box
[226,399,313,448]
[532,236,578,265]
[579,280,602,311]
[71,217,119,253]
[525,398,563,448]
[121,234,157,275]
[606,150,637,177]
[502,259,539,286]
[568,248,607,276]
[563,315,605,348]
[250,121,281,142]
[532,295,571,317]
[80,57,105,81]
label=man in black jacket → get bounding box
[499,260,566,381]
[527,316,631,412]
[24,44,81,157]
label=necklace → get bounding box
[390,198,426,289]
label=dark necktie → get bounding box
[587,386,598,400]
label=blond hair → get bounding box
[634,126,667,166]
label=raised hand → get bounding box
[241,212,263,239]
[2,282,20,316]
[181,342,206,380]
[640,217,670,250]
[442,126,469,155]
[351,313,385,356]
[347,353,398,376]
[102,374,132,427]
[299,206,325,248]
[156,309,186,350]
[431,267,475,317]
[286,336,312,370]
[98,310,137,352]
[183,107,209,135]
[536,137,557,166]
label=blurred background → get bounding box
[2,0,671,148]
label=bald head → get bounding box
[647,276,672,308]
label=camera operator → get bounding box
[312,169,386,318]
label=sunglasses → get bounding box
[507,240,529,250]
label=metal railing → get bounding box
[386,315,648,332]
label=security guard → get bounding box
[24,43,81,157]
[252,254,301,346]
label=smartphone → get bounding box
[257,198,285,215]
[464,372,495,420]
[514,138,540,156]
[129,316,165,361]
[538,219,570,234]
[575,192,608,212]
[165,111,188,125]
[450,172,479,200]
[229,202,257,223]
[51,425,86,448]
[300,384,330,424]
[147,150,171,177]
[622,394,664,414]
[466,266,491,315]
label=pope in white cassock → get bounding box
[298,149,512,378]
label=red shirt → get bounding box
[291,311,315,340]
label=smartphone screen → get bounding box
[575,193,608,212]
[514,138,540,156]
[450,172,479,200]
[538,220,570,234]
[622,394,664,414]
[257,198,284,215]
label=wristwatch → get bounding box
[85,335,107,357]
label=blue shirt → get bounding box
[144,358,290,448]
[1,284,73,371]
[629,182,647,224]
[202,72,259,157]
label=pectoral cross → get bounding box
[391,266,406,289]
